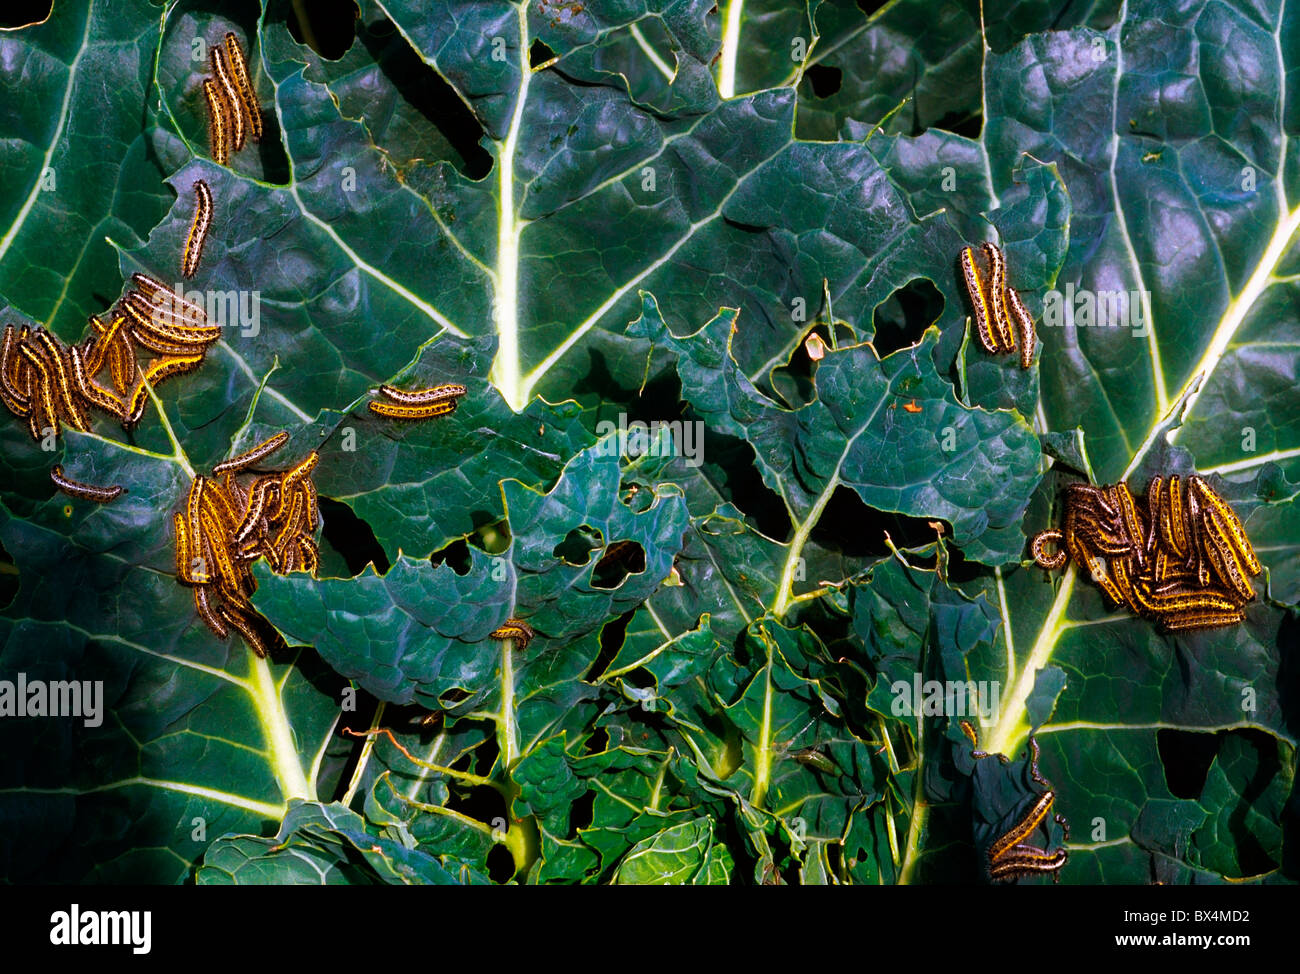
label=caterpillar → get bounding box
[988,845,1068,882]
[182,179,213,280]
[0,325,32,416]
[224,32,263,144]
[17,342,64,436]
[34,332,90,430]
[378,382,468,405]
[988,791,1056,863]
[213,431,290,475]
[959,244,1037,368]
[1029,529,1068,570]
[1158,475,1190,559]
[69,345,126,418]
[981,242,1016,354]
[209,44,244,151]
[960,246,998,355]
[1037,476,1257,632]
[490,618,535,651]
[50,464,125,503]
[272,452,319,520]
[201,479,242,535]
[1107,555,1142,613]
[175,440,325,655]
[194,585,229,638]
[123,293,220,339]
[200,509,241,584]
[1199,524,1256,603]
[1134,583,1239,613]
[296,537,320,574]
[107,334,135,397]
[271,490,305,552]
[123,300,207,355]
[143,352,204,386]
[1189,476,1261,574]
[174,513,198,584]
[1006,287,1036,369]
[131,273,209,323]
[1108,483,1147,569]
[368,399,459,421]
[299,478,319,531]
[1161,607,1245,632]
[958,718,992,760]
[234,477,276,546]
[202,79,229,166]
[218,604,269,658]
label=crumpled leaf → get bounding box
[611,815,734,884]
[628,292,1042,569]
[253,438,689,711]
[198,799,490,884]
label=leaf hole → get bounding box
[694,428,792,540]
[925,109,983,140]
[529,38,557,68]
[473,518,513,556]
[1155,728,1283,877]
[1156,729,1219,800]
[590,540,645,590]
[468,732,499,777]
[805,64,842,98]
[553,525,603,566]
[809,487,941,561]
[770,322,856,408]
[619,482,653,512]
[584,726,609,755]
[439,687,471,707]
[0,0,50,28]
[442,782,507,829]
[569,788,595,833]
[430,537,472,576]
[286,0,359,60]
[872,278,944,357]
[319,497,390,576]
[353,15,493,178]
[486,844,516,883]
[584,608,634,682]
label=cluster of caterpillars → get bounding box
[1030,477,1261,631]
[959,242,1036,368]
[202,32,262,166]
[174,432,320,657]
[2,273,219,449]
[368,382,468,420]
